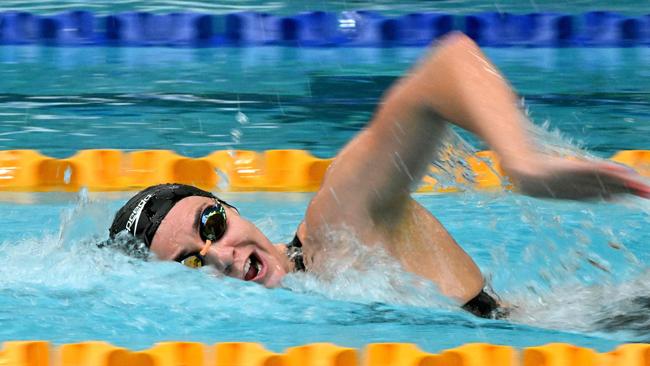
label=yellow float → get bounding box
[2,341,650,366]
[0,149,647,192]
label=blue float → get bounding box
[0,11,648,47]
[395,13,453,46]
[279,11,341,46]
[104,12,213,46]
[224,12,280,45]
[465,12,577,46]
[526,13,573,46]
[337,11,417,46]
[465,12,531,46]
[640,15,650,45]
[37,10,95,44]
[224,11,343,46]
[0,11,38,44]
[346,12,453,46]
[577,11,638,46]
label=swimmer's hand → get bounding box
[505,156,650,200]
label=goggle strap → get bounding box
[220,199,238,213]
[199,239,213,257]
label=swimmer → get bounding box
[108,33,650,318]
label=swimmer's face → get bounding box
[150,196,291,287]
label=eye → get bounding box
[180,255,204,269]
[200,204,228,242]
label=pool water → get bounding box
[0,46,648,158]
[1,26,649,353]
[1,191,649,351]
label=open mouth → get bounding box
[243,252,262,281]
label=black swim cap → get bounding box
[109,183,217,248]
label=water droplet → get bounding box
[236,111,249,125]
[216,168,230,191]
[78,187,88,203]
[230,128,242,144]
[63,165,72,184]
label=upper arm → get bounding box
[320,105,445,219]
[311,47,452,223]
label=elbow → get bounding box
[421,32,481,80]
[434,32,480,58]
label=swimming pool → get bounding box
[1,2,649,357]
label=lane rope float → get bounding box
[0,10,649,47]
[0,149,647,192]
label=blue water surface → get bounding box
[0,191,649,352]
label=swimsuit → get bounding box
[461,288,508,319]
[286,234,305,271]
[288,234,506,319]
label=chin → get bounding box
[261,270,286,288]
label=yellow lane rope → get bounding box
[1,341,649,366]
[0,149,647,192]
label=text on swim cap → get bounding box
[125,194,152,235]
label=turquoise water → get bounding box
[0,46,649,158]
[0,13,650,353]
[1,192,649,352]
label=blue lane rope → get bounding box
[0,10,649,47]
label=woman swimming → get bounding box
[108,33,650,318]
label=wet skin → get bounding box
[150,196,293,287]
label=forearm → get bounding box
[387,32,650,200]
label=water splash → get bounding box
[528,119,593,158]
[421,114,650,339]
[509,271,650,341]
[283,227,453,310]
[55,190,152,258]
[425,128,479,191]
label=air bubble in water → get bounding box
[230,128,242,144]
[236,111,249,125]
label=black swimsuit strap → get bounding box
[461,289,509,319]
[287,234,306,272]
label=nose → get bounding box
[208,244,236,274]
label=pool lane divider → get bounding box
[0,149,648,193]
[1,10,650,47]
[1,341,650,366]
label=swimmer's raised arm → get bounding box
[319,32,649,208]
